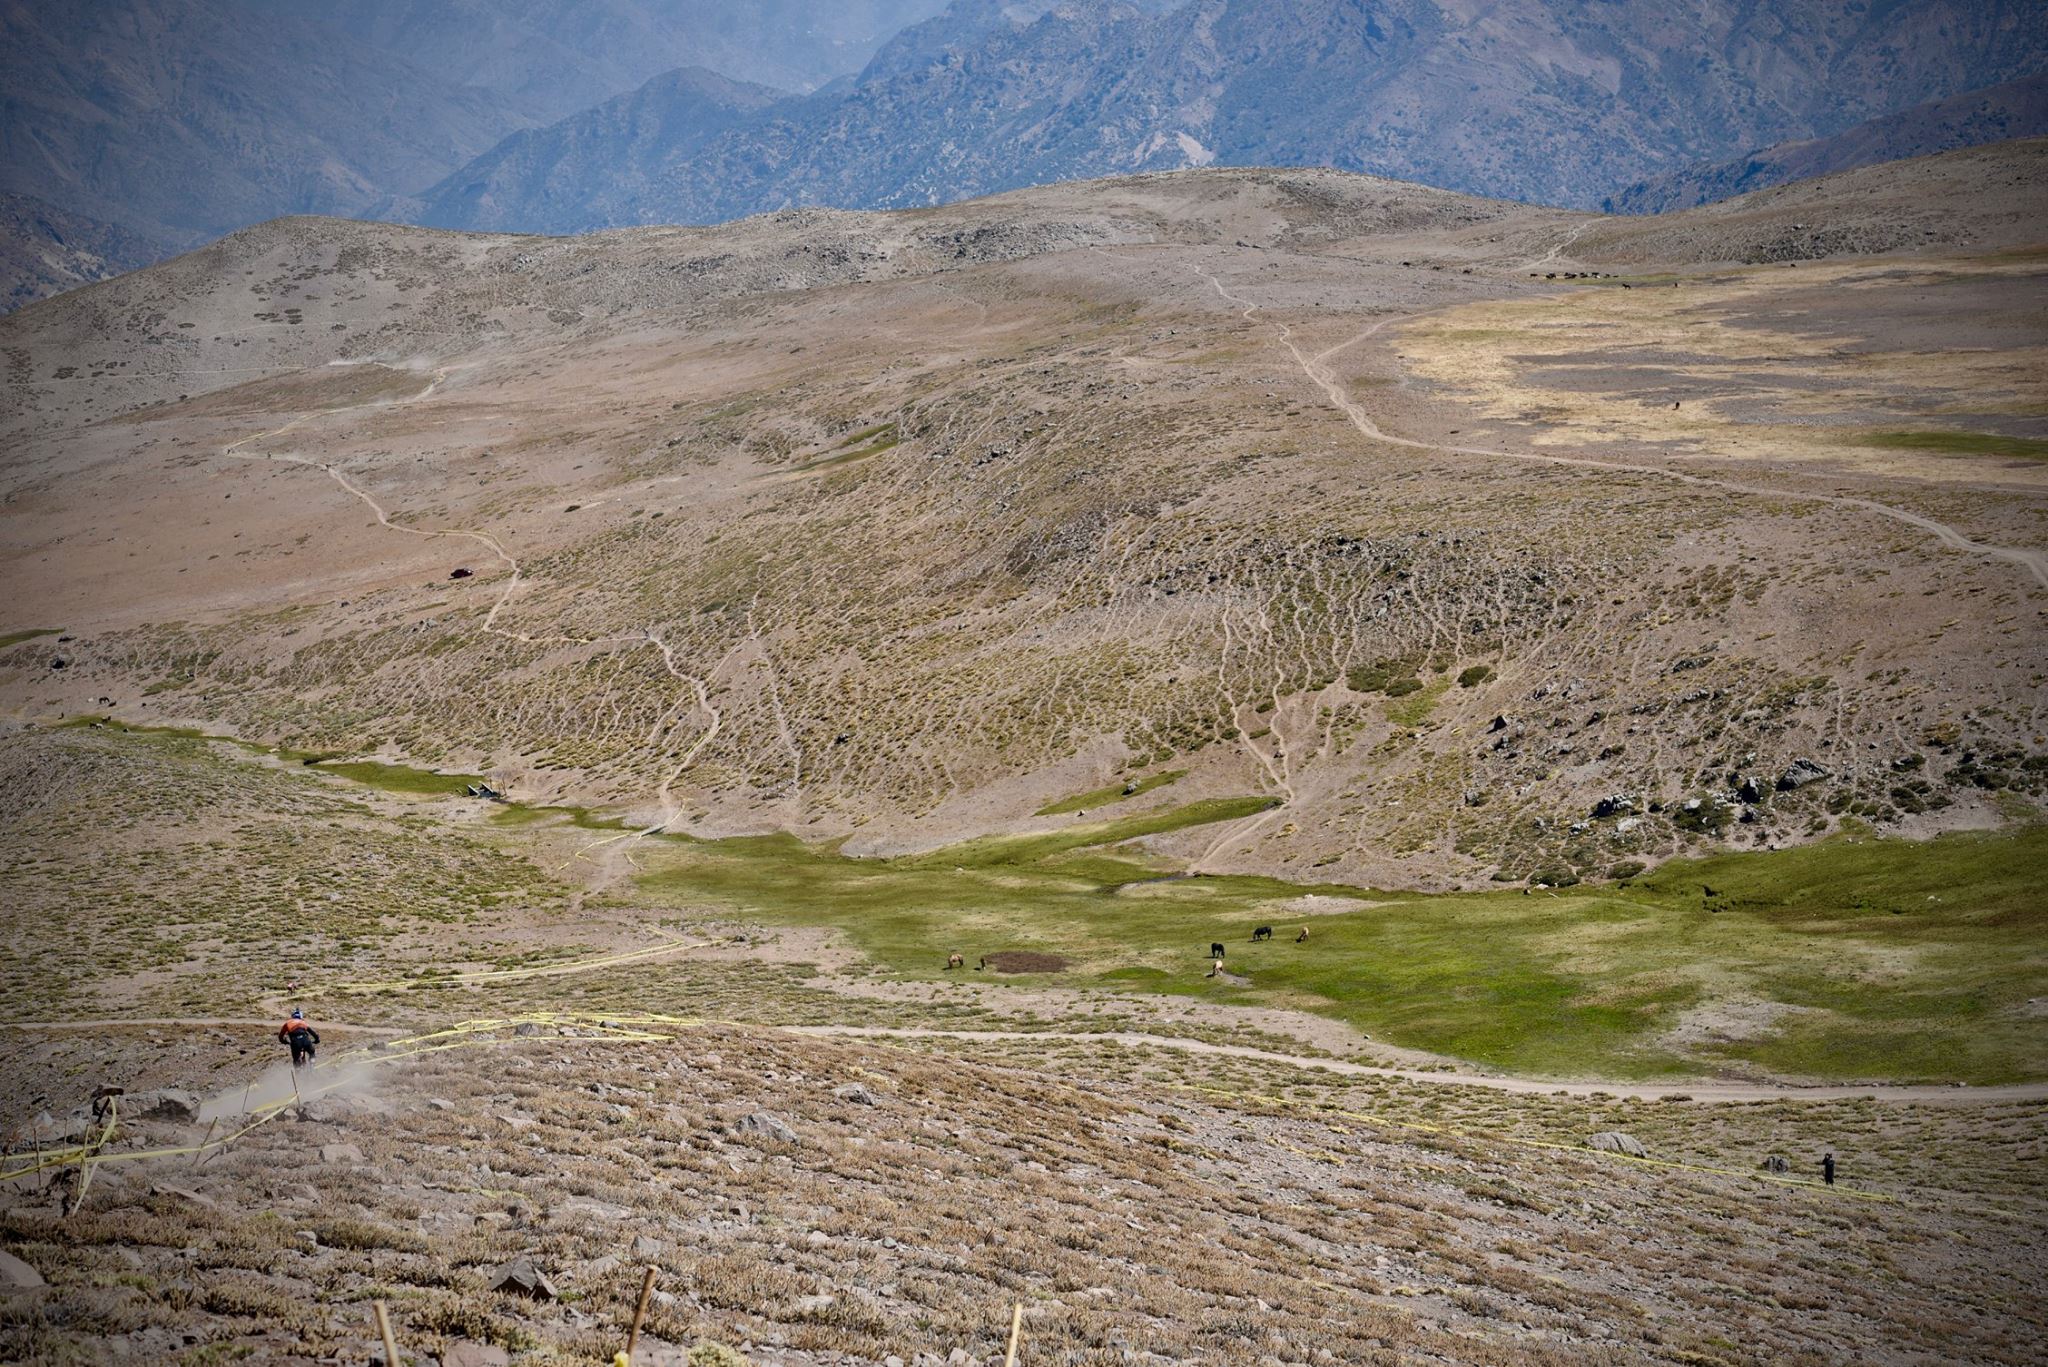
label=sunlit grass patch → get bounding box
[1846,429,2048,461]
[1036,768,1187,816]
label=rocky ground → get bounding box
[2,1022,2043,1366]
[2,151,2044,1364]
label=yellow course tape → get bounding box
[0,1012,700,1183]
[0,1015,1908,1211]
[327,940,699,994]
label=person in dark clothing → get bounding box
[278,1008,319,1067]
[1821,1152,1836,1186]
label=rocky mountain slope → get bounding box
[418,0,2048,233]
[0,0,527,249]
[0,192,166,314]
[0,0,945,297]
[279,0,949,123]
[3,149,2044,888]
[1608,69,2048,214]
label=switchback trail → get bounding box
[1194,265,2048,590]
[214,363,724,865]
[790,1025,2048,1106]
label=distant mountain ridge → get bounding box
[417,0,2048,234]
[0,192,166,313]
[1608,70,2048,214]
[0,0,949,307]
[0,0,523,247]
[280,0,949,123]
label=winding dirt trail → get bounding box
[215,363,723,864]
[1195,266,2048,590]
[791,1025,2048,1106]
[12,1014,2037,1106]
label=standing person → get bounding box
[278,1008,319,1067]
[1821,1152,1836,1186]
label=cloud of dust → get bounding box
[197,1053,384,1124]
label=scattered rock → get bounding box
[794,1292,837,1314]
[450,567,474,579]
[835,1082,878,1106]
[442,1343,511,1367]
[1586,1131,1648,1158]
[148,1183,218,1211]
[737,1111,799,1144]
[631,1234,664,1259]
[28,1110,92,1144]
[123,1089,200,1124]
[513,1022,542,1036]
[1760,1155,1791,1173]
[487,1258,558,1300]
[296,1095,386,1124]
[319,1142,365,1165]
[0,1248,46,1289]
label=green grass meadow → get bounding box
[637,807,2048,1084]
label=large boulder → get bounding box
[1585,1131,1648,1158]
[737,1111,799,1144]
[1777,758,1831,791]
[486,1258,557,1301]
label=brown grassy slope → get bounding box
[2,1024,2042,1365]
[0,155,2043,886]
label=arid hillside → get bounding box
[2,150,2044,889]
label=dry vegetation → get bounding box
[4,1024,2043,1366]
[1,155,2045,1363]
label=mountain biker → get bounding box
[278,1008,319,1067]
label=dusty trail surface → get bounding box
[790,1025,2048,1106]
[1192,262,2048,589]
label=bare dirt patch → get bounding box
[977,950,1071,974]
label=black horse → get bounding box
[1252,926,1273,942]
[1209,942,1226,960]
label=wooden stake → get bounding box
[372,1300,401,1367]
[626,1264,659,1361]
[1004,1302,1023,1367]
[190,1118,218,1167]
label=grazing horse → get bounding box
[1295,926,1309,943]
[1209,942,1226,960]
[1252,926,1273,942]
[946,953,964,970]
[1207,958,1226,978]
[976,956,989,971]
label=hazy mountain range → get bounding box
[415,0,2048,233]
[3,0,2046,307]
[1607,68,2048,214]
[0,0,943,251]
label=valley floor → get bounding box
[2,722,2044,1364]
